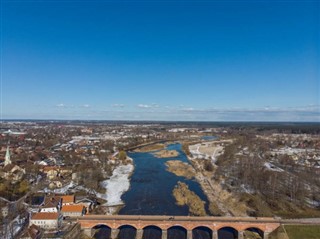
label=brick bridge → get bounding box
[78,215,281,239]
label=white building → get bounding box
[30,212,62,229]
[4,145,12,166]
[40,196,61,213]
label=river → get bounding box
[119,143,210,215]
[94,142,241,239]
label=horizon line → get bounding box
[1,118,320,124]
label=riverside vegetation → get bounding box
[173,181,206,216]
[165,160,195,179]
[154,149,179,158]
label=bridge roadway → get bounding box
[78,215,286,239]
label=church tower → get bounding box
[4,144,12,166]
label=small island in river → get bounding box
[153,149,179,158]
[173,181,206,216]
[165,160,195,179]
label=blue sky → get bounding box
[1,0,319,121]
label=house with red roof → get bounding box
[30,212,62,229]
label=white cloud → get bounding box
[43,104,319,121]
[137,104,152,109]
[151,103,160,108]
[112,104,125,108]
[56,103,65,108]
[82,104,90,108]
[183,107,195,111]
[137,103,160,109]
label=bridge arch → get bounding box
[190,224,213,230]
[163,224,188,230]
[142,224,164,230]
[192,226,212,239]
[117,224,138,230]
[142,225,162,239]
[117,224,137,239]
[78,215,282,239]
[217,226,238,239]
[91,224,112,239]
[168,225,188,239]
[91,224,112,229]
[142,225,162,230]
[244,227,264,239]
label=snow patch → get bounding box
[189,143,223,163]
[240,184,255,194]
[53,181,75,194]
[306,198,320,208]
[264,162,284,172]
[97,161,134,207]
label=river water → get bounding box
[119,143,210,215]
[94,143,241,239]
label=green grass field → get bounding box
[285,225,320,239]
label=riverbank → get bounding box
[189,141,225,163]
[134,143,165,152]
[187,140,249,216]
[97,157,134,214]
[165,160,195,179]
[191,164,248,216]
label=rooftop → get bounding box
[31,212,59,220]
[61,204,84,213]
[61,195,75,204]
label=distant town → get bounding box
[0,121,320,239]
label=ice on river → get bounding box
[97,162,134,206]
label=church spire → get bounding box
[4,143,12,166]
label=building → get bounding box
[42,166,59,180]
[61,195,75,205]
[0,201,9,218]
[4,145,12,166]
[3,163,25,182]
[20,224,42,239]
[48,180,63,189]
[2,144,25,182]
[61,204,85,217]
[40,196,61,213]
[30,212,62,229]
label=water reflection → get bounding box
[91,226,241,239]
[218,227,238,239]
[142,226,162,239]
[201,136,218,141]
[118,225,136,239]
[244,228,263,239]
[92,225,111,239]
[168,226,187,239]
[193,226,212,239]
